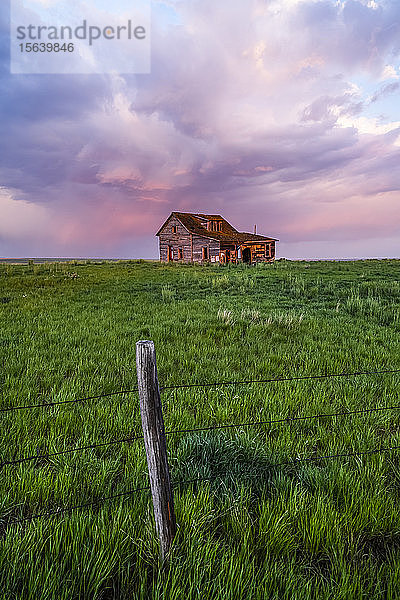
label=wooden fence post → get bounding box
[136,340,177,561]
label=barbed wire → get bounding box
[164,402,400,437]
[0,434,143,469]
[174,443,400,487]
[3,402,400,468]
[0,388,138,414]
[275,443,400,467]
[2,368,399,414]
[4,442,400,527]
[6,484,151,525]
[160,368,400,391]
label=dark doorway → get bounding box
[168,246,173,261]
[242,247,251,263]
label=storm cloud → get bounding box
[1,0,399,258]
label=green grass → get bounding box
[0,259,400,599]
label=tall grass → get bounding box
[0,259,399,598]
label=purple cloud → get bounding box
[0,0,399,259]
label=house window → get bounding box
[207,221,223,232]
[178,248,183,260]
[202,247,209,260]
[172,225,177,233]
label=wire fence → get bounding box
[1,366,399,529]
[3,401,400,470]
[5,442,400,528]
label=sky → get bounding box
[1,0,400,260]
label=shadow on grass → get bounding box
[172,431,289,498]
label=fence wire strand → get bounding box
[4,443,400,527]
[2,368,399,413]
[160,368,400,391]
[0,434,143,469]
[6,484,151,525]
[174,444,400,487]
[164,402,400,437]
[3,402,400,468]
[0,388,138,414]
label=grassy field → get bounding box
[0,259,399,599]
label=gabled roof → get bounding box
[156,212,278,242]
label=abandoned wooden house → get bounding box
[156,212,278,264]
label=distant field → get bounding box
[0,257,125,265]
[0,259,399,599]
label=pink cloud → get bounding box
[1,0,400,258]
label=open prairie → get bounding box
[0,259,399,599]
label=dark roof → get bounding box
[156,212,278,242]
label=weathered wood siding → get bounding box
[158,215,192,262]
[241,241,276,263]
[252,243,268,262]
[270,241,276,260]
[192,236,220,263]
[158,215,220,263]
[255,241,275,262]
